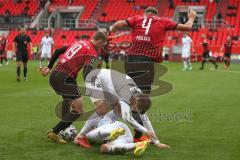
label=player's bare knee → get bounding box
[95,100,108,115]
[71,98,83,113]
[100,144,110,153]
[17,62,21,67]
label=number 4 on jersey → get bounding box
[142,17,152,35]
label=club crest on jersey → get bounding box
[90,58,95,65]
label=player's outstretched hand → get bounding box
[39,67,51,77]
[188,9,197,20]
[156,143,171,149]
[146,131,157,139]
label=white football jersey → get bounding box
[85,69,140,105]
[85,69,160,144]
[182,36,192,55]
[41,36,54,53]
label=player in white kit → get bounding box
[181,32,194,71]
[86,110,150,156]
[74,69,170,149]
[40,31,54,67]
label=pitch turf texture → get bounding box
[0,61,239,160]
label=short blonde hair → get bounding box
[144,7,159,15]
[136,94,151,114]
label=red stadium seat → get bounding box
[0,0,40,16]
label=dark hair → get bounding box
[136,94,151,114]
[144,7,159,15]
[93,31,107,41]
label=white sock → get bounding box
[187,59,192,68]
[86,126,113,142]
[183,61,187,69]
[79,112,102,136]
[108,143,135,153]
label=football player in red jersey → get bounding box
[0,33,9,67]
[200,34,218,70]
[109,7,197,143]
[40,31,107,143]
[220,36,237,69]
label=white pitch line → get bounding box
[210,68,240,74]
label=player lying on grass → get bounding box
[85,110,151,157]
[39,32,108,144]
[74,69,170,149]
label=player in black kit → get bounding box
[13,27,32,82]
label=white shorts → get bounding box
[41,52,51,58]
[109,122,133,144]
[182,50,190,58]
[87,121,133,144]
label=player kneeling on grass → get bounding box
[86,110,150,157]
[74,69,170,149]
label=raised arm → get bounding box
[176,9,197,31]
[110,20,129,33]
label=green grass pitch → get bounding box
[0,61,240,160]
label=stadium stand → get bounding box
[98,0,158,22]
[1,0,240,61]
[0,0,40,16]
[53,29,95,47]
[49,0,98,19]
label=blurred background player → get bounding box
[39,31,107,144]
[220,36,236,69]
[109,7,197,142]
[0,33,9,66]
[13,27,32,82]
[199,34,218,70]
[181,32,193,71]
[39,31,54,67]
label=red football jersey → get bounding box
[55,40,97,78]
[126,15,177,62]
[202,40,209,53]
[0,37,7,50]
[224,42,232,53]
